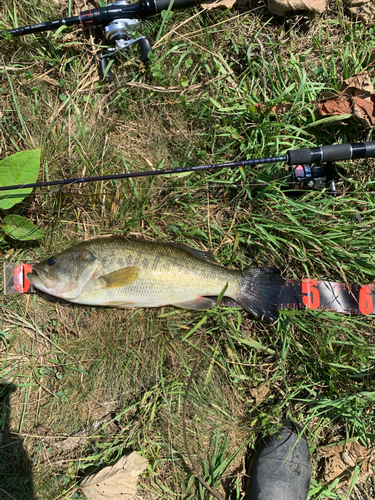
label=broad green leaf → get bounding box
[2,214,44,241]
[0,149,41,209]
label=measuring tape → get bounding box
[217,279,375,315]
[3,263,375,316]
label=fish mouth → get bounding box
[26,268,42,286]
[26,267,54,291]
[26,272,42,288]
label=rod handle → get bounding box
[287,141,375,165]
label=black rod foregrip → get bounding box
[287,141,375,165]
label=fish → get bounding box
[26,236,283,322]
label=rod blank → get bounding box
[0,141,374,193]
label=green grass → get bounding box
[1,1,375,499]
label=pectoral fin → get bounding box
[100,266,140,289]
[173,296,217,311]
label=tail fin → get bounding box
[236,267,285,323]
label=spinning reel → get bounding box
[287,162,342,195]
[99,0,152,80]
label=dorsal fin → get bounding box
[175,243,216,264]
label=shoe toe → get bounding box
[244,419,311,500]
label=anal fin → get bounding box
[173,296,216,311]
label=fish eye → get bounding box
[47,257,56,266]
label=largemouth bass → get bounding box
[27,236,282,322]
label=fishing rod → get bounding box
[0,140,375,194]
[0,0,198,79]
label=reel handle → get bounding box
[139,37,152,62]
[99,57,113,80]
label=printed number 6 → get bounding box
[302,280,320,309]
[359,285,374,315]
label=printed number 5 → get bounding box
[302,280,320,309]
[359,285,374,315]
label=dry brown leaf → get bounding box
[267,0,329,15]
[320,441,371,483]
[319,71,375,127]
[201,0,236,9]
[354,96,375,126]
[320,98,352,116]
[250,384,270,404]
[343,73,374,97]
[80,451,147,500]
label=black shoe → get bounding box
[244,418,311,500]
